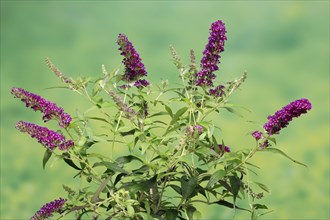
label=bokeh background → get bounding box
[1,1,329,219]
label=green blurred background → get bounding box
[1,1,329,219]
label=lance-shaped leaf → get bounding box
[181,176,198,200]
[215,200,250,212]
[93,161,129,174]
[262,147,307,167]
[62,152,82,170]
[207,169,226,189]
[42,149,52,169]
[170,107,188,125]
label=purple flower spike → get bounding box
[30,198,66,220]
[263,98,312,135]
[117,34,148,83]
[196,20,227,87]
[252,130,263,141]
[11,87,72,128]
[16,121,74,151]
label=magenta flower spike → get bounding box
[117,34,149,88]
[30,198,66,220]
[16,121,74,150]
[263,98,312,135]
[196,20,227,87]
[11,87,72,128]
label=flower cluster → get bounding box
[16,121,74,150]
[11,87,72,128]
[209,84,225,97]
[252,130,263,141]
[117,33,149,88]
[30,198,66,220]
[134,79,150,88]
[196,20,227,87]
[185,125,203,137]
[263,98,312,135]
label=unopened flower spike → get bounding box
[16,121,74,151]
[11,87,72,128]
[117,33,149,88]
[45,58,76,88]
[263,98,312,135]
[108,90,136,121]
[30,198,66,220]
[196,20,227,87]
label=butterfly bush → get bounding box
[13,20,312,220]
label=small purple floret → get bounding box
[196,20,227,87]
[117,34,148,83]
[209,85,225,97]
[11,87,72,128]
[212,144,231,156]
[194,125,203,134]
[16,121,74,150]
[263,98,312,135]
[252,130,263,141]
[134,79,150,88]
[30,198,66,220]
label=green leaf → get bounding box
[136,212,155,220]
[186,206,197,220]
[86,117,109,124]
[181,176,198,200]
[169,184,181,195]
[42,149,52,169]
[263,147,307,167]
[229,175,241,203]
[215,200,250,212]
[253,204,268,210]
[253,181,270,193]
[259,210,274,217]
[223,107,243,118]
[93,161,129,174]
[170,107,188,125]
[91,175,111,203]
[127,205,135,217]
[62,153,81,170]
[165,105,173,117]
[149,111,169,117]
[165,209,179,220]
[207,169,226,188]
[193,210,202,220]
[119,127,136,136]
[115,155,143,164]
[268,137,277,145]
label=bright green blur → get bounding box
[1,1,329,219]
